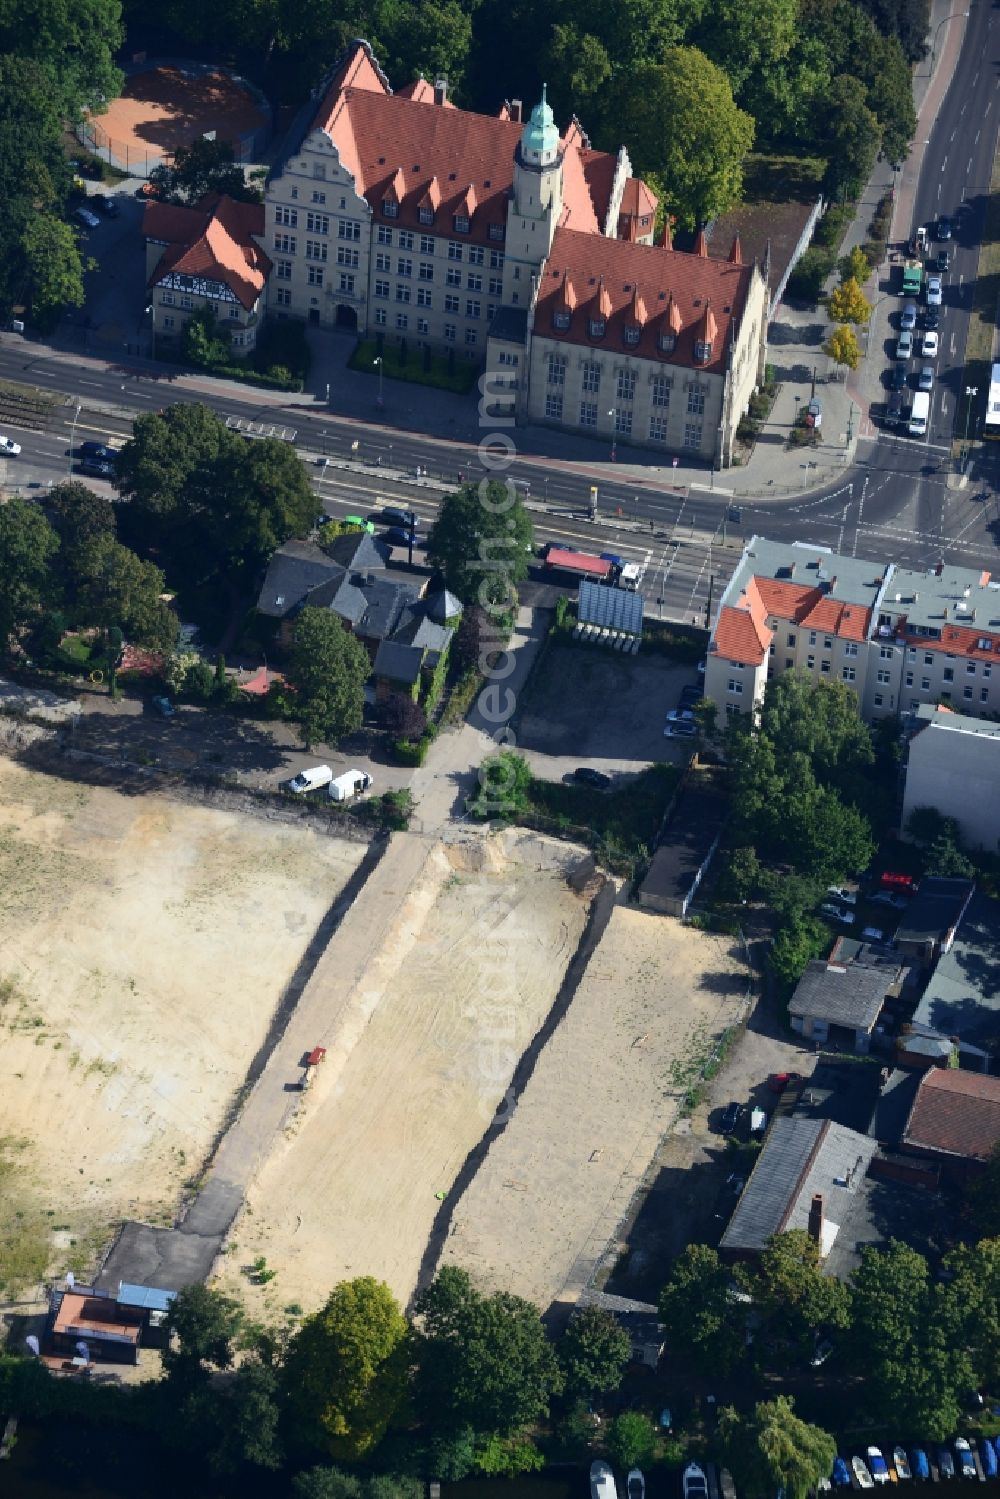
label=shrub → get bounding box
[379,693,427,740]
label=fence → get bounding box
[77,118,167,180]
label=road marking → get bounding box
[941,156,948,172]
[950,129,956,142]
[975,130,981,144]
[950,332,957,355]
[968,158,974,175]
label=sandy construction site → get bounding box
[216,828,596,1313]
[0,760,364,1252]
[440,905,750,1307]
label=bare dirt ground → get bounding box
[214,827,593,1315]
[0,758,363,1273]
[440,901,751,1309]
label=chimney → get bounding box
[434,77,448,106]
[807,1193,824,1247]
[510,98,523,123]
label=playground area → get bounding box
[81,62,271,177]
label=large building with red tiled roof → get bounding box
[260,40,768,465]
[901,1068,1000,1183]
[706,538,1000,723]
[143,195,270,352]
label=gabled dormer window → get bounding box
[553,310,570,331]
[695,339,712,363]
[488,223,505,240]
[454,214,470,234]
[418,206,433,225]
[624,325,640,346]
[658,332,677,354]
[588,317,606,339]
[383,199,399,218]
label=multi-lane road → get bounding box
[2,6,1000,626]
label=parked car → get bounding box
[923,307,940,331]
[820,903,856,924]
[870,891,908,910]
[937,248,951,272]
[890,361,908,390]
[922,331,939,357]
[918,365,935,391]
[0,434,21,456]
[683,1464,708,1499]
[927,276,943,306]
[571,767,611,790]
[678,684,702,708]
[884,392,904,427]
[861,926,886,942]
[383,526,423,547]
[953,1439,975,1479]
[665,708,696,725]
[664,720,698,739]
[937,1447,955,1479]
[910,1449,930,1481]
[91,193,119,216]
[827,885,857,906]
[937,216,953,240]
[768,1071,801,1093]
[897,330,914,359]
[378,506,418,528]
[151,695,175,718]
[867,1449,890,1485]
[78,439,115,476]
[900,301,918,331]
[74,204,100,228]
[720,1101,742,1134]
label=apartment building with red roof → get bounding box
[143,195,270,352]
[258,39,768,465]
[706,538,1000,723]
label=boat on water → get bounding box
[832,1458,851,1488]
[627,1469,645,1499]
[979,1440,997,1479]
[893,1450,912,1481]
[591,1462,618,1499]
[853,1456,874,1489]
[910,1449,930,1482]
[868,1448,890,1485]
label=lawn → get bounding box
[742,152,826,203]
[349,336,481,394]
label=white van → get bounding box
[329,769,373,801]
[287,764,333,793]
[909,390,930,437]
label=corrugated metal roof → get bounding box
[117,1282,177,1313]
[788,958,899,1031]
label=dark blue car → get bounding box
[383,527,423,548]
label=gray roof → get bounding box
[324,531,391,571]
[307,571,369,627]
[373,639,424,684]
[788,958,900,1032]
[488,306,528,344]
[425,587,463,623]
[869,1066,923,1146]
[357,576,422,641]
[721,1115,877,1255]
[896,877,975,945]
[256,540,342,617]
[717,538,890,626]
[886,562,1000,638]
[911,703,1000,741]
[911,892,1000,1051]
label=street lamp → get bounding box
[608,409,617,463]
[965,385,979,462]
[68,404,82,474]
[929,10,970,72]
[373,356,384,409]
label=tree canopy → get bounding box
[719,1396,836,1499]
[148,136,260,204]
[557,1305,631,1403]
[413,1265,563,1436]
[286,607,371,748]
[658,1243,747,1374]
[426,481,533,609]
[283,1278,410,1459]
[752,1230,851,1359]
[0,497,59,648]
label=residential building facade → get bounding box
[706,538,1000,723]
[143,196,270,353]
[902,706,1000,851]
[262,41,769,466]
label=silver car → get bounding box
[900,301,918,330]
[919,365,934,391]
[926,276,943,307]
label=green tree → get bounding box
[181,304,233,368]
[828,277,871,324]
[905,805,951,846]
[283,1277,410,1459]
[473,1432,546,1476]
[22,214,88,329]
[823,325,861,370]
[843,245,871,284]
[163,1284,244,1388]
[293,1469,364,1499]
[413,1264,563,1436]
[759,674,874,783]
[968,1150,1000,1242]
[752,1230,851,1359]
[941,1238,1000,1388]
[824,74,881,199]
[0,57,70,318]
[604,49,755,229]
[849,1241,971,1437]
[658,1243,747,1374]
[693,0,799,96]
[0,0,123,119]
[925,830,974,879]
[115,402,320,587]
[718,1396,836,1499]
[607,1411,657,1469]
[426,480,533,609]
[74,536,178,651]
[197,1357,283,1475]
[770,913,829,992]
[721,846,761,904]
[557,1305,631,1402]
[468,749,534,820]
[0,497,58,648]
[147,135,258,204]
[47,481,116,559]
[286,607,370,748]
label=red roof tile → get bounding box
[308,43,618,247]
[144,194,269,309]
[535,225,753,373]
[899,620,1000,664]
[714,580,773,665]
[904,1068,1000,1161]
[754,578,872,643]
